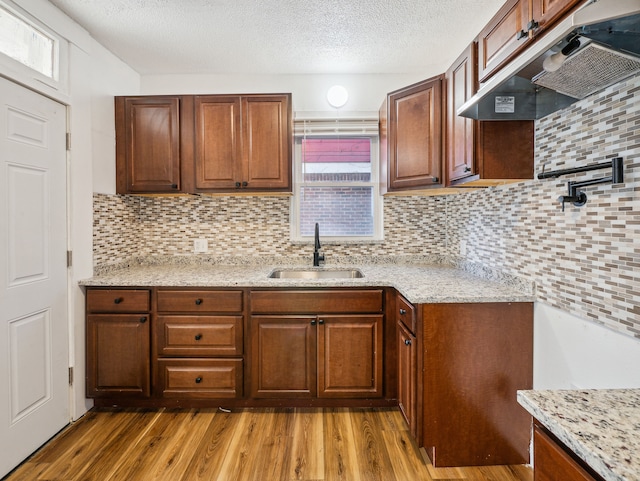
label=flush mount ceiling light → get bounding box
[327,85,348,108]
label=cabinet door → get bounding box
[318,315,383,398]
[86,314,150,398]
[194,96,242,189]
[250,316,317,398]
[115,96,182,193]
[446,43,477,184]
[397,320,417,437]
[477,0,530,83]
[387,76,443,190]
[241,95,291,190]
[532,0,582,34]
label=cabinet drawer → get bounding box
[157,289,243,313]
[250,289,383,314]
[86,289,150,313]
[534,424,600,481]
[397,294,416,334]
[157,359,243,399]
[156,316,243,357]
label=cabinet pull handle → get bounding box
[242,181,248,187]
[399,308,406,315]
[527,19,539,31]
[139,316,147,323]
[195,334,202,341]
[195,298,203,305]
[114,297,123,304]
[404,339,412,346]
[318,319,325,325]
[171,184,178,189]
[195,377,202,384]
[516,29,528,40]
[235,182,241,188]
[311,319,317,325]
[464,166,472,172]
[432,177,439,183]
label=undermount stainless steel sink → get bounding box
[268,268,364,279]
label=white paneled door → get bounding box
[0,77,69,477]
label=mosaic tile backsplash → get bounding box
[94,75,640,339]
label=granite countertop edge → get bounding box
[79,256,535,305]
[517,389,640,481]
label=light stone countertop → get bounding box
[79,260,534,305]
[518,389,640,481]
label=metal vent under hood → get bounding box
[532,43,640,99]
[458,0,640,120]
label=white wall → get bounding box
[534,302,640,389]
[141,72,425,114]
[3,0,141,419]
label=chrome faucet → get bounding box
[313,223,325,267]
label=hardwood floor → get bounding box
[3,407,533,481]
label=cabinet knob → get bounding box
[195,334,202,341]
[527,19,539,31]
[114,297,123,304]
[464,166,472,172]
[432,177,439,183]
[171,184,178,189]
[318,319,325,325]
[242,181,248,188]
[139,316,147,323]
[404,339,412,346]
[235,182,241,188]
[516,29,528,40]
[195,377,202,384]
[195,298,203,305]
[311,319,317,325]
[399,308,406,315]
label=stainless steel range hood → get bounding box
[459,0,640,120]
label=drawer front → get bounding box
[86,289,150,313]
[250,289,383,314]
[156,316,243,357]
[397,294,417,334]
[157,289,243,313]
[157,359,243,399]
[534,424,599,481]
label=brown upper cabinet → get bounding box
[445,44,477,184]
[116,93,292,194]
[194,94,291,191]
[445,43,534,185]
[115,96,187,193]
[478,0,583,83]
[380,76,444,193]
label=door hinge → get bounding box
[69,367,74,385]
[67,250,72,268]
[66,132,71,151]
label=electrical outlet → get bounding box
[193,238,208,253]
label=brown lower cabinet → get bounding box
[249,289,384,399]
[86,289,151,398]
[85,286,533,469]
[412,301,534,467]
[533,422,603,481]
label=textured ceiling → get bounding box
[47,0,506,75]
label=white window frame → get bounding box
[291,116,383,243]
[0,1,68,94]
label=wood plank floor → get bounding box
[3,407,533,481]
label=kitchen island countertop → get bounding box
[518,389,640,481]
[79,261,534,305]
